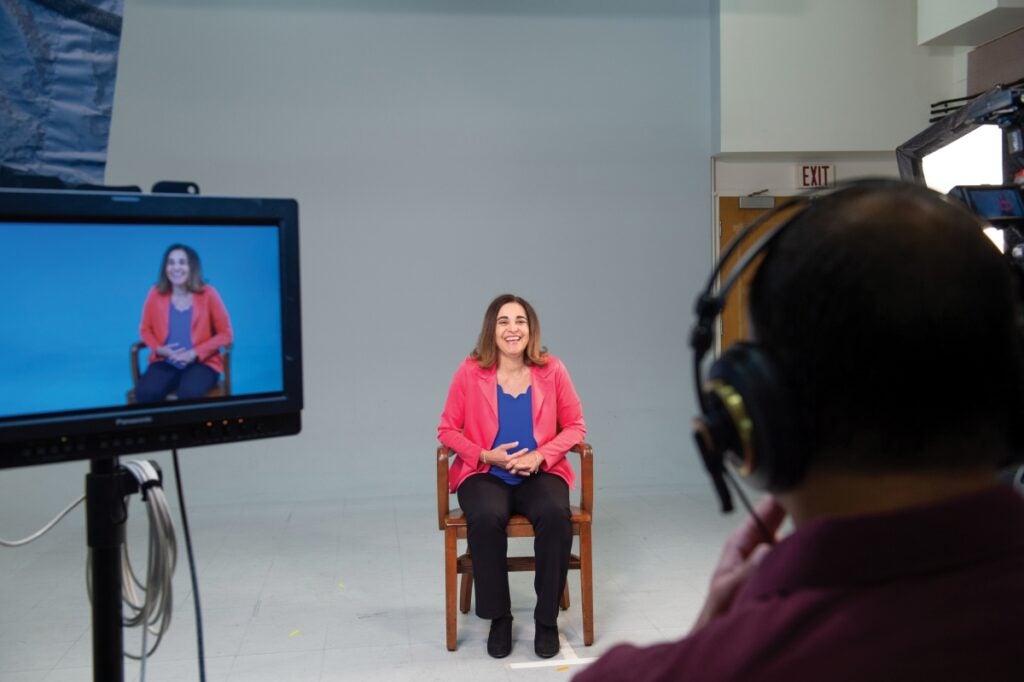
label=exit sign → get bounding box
[798,164,835,189]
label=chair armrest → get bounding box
[130,341,146,386]
[437,446,452,530]
[570,442,594,514]
[222,343,233,394]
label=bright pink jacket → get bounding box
[438,355,586,493]
[139,285,233,374]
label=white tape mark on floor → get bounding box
[560,633,579,660]
[508,658,597,670]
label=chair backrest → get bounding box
[436,443,593,531]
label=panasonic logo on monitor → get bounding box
[115,416,153,426]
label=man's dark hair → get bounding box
[749,179,1024,473]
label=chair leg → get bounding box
[580,524,594,646]
[445,529,458,651]
[459,570,473,614]
[560,581,570,610]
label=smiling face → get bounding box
[165,248,191,289]
[494,301,530,360]
[472,294,547,369]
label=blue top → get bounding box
[488,384,538,486]
[165,302,194,369]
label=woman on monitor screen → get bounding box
[437,294,586,659]
[135,244,233,402]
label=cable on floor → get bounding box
[0,494,85,547]
[173,448,207,682]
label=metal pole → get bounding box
[85,456,128,682]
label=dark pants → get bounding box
[136,361,218,403]
[457,472,572,626]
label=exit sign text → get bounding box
[798,164,835,189]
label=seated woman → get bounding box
[135,244,233,403]
[438,294,586,659]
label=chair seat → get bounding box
[444,507,591,538]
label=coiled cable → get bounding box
[119,460,177,670]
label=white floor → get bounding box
[0,480,740,681]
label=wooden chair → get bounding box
[437,442,594,651]
[126,341,232,403]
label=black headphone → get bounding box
[688,194,810,513]
[689,178,1024,515]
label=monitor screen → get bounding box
[0,189,303,469]
[963,186,1024,220]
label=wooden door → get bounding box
[717,196,796,350]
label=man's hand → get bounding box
[692,496,787,632]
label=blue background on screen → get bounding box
[0,222,283,418]
[971,189,1024,218]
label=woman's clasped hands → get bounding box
[483,441,544,476]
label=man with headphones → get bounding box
[576,179,1024,681]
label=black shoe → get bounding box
[487,614,513,658]
[534,621,559,658]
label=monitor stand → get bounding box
[85,456,139,682]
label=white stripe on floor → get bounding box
[509,658,597,670]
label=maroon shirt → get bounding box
[576,486,1024,682]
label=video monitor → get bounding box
[951,185,1024,221]
[0,188,303,469]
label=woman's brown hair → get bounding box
[471,293,549,369]
[156,244,206,294]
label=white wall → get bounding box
[718,0,963,153]
[919,0,1005,43]
[0,1,717,521]
[918,0,1024,45]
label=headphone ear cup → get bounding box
[703,342,805,491]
